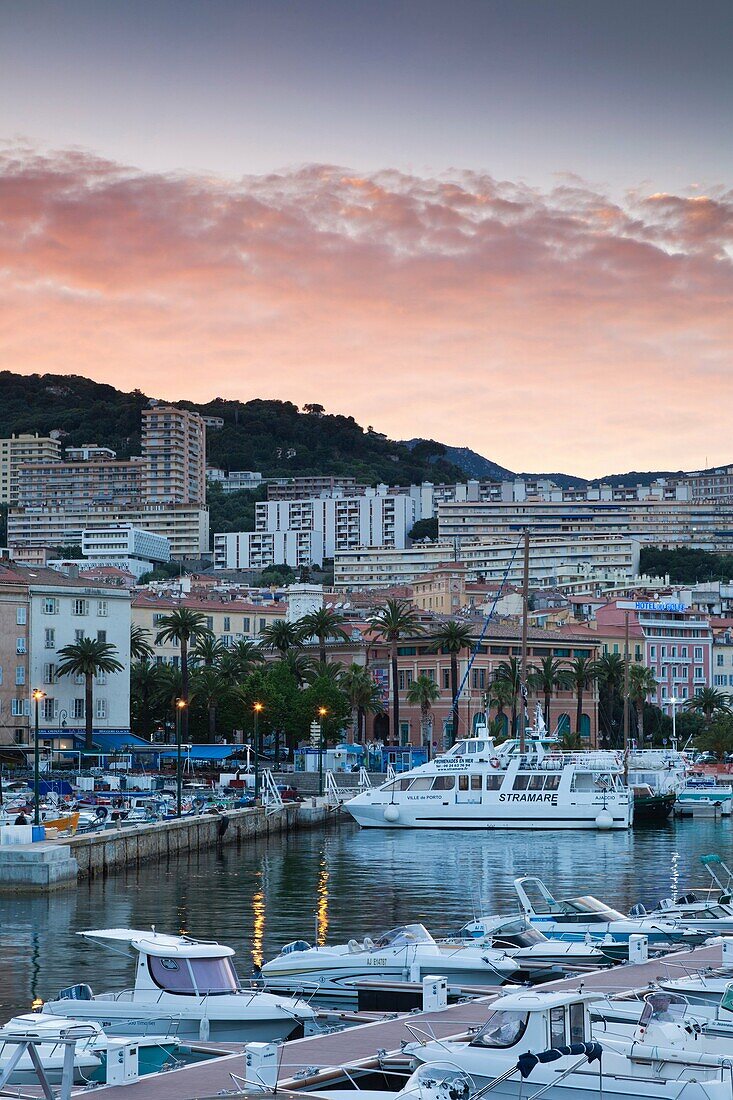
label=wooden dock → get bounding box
[6,941,725,1100]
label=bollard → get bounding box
[628,934,648,964]
[722,938,733,968]
[244,1042,279,1093]
[422,975,448,1012]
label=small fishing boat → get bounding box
[42,928,318,1042]
[632,785,676,823]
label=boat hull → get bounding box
[42,1004,309,1043]
[346,802,630,829]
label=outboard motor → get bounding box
[57,983,94,1000]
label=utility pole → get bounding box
[519,529,530,754]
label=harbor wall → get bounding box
[65,801,334,880]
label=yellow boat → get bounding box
[43,811,80,835]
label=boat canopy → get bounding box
[79,929,236,958]
[372,924,435,949]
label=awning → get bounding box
[158,744,241,762]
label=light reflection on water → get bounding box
[0,818,729,1018]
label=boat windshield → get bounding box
[372,924,435,949]
[148,955,240,995]
[639,992,687,1026]
[488,920,545,947]
[561,897,625,920]
[470,1009,529,1048]
[410,1066,471,1100]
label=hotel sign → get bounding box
[634,601,685,613]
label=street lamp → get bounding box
[175,698,187,817]
[317,706,328,797]
[32,689,46,826]
[253,702,263,801]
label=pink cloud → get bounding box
[0,145,732,476]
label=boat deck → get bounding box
[4,942,724,1100]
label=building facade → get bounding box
[141,405,206,504]
[131,593,286,661]
[0,433,62,505]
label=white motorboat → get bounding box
[453,915,613,968]
[261,924,531,997]
[345,711,632,831]
[42,928,318,1042]
[510,875,709,946]
[677,776,733,815]
[402,987,733,1100]
[629,856,733,932]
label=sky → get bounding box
[1,0,732,477]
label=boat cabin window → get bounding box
[569,1002,586,1043]
[450,741,467,756]
[431,776,455,791]
[513,775,531,790]
[372,925,434,949]
[550,1006,565,1048]
[408,778,433,792]
[471,775,482,791]
[148,955,240,995]
[457,774,482,791]
[381,778,412,793]
[544,775,561,791]
[471,1009,529,1048]
[561,897,625,921]
[527,775,546,791]
[485,774,503,791]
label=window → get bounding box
[407,777,433,791]
[471,1010,529,1049]
[259,618,266,633]
[73,599,89,616]
[661,646,667,658]
[485,774,503,790]
[97,629,107,644]
[471,775,482,791]
[695,666,704,680]
[12,699,30,717]
[458,774,469,791]
[442,669,450,690]
[205,616,214,630]
[569,1002,585,1044]
[550,1006,566,1047]
[242,617,251,632]
[223,616,231,632]
[16,637,26,654]
[513,775,531,790]
[96,698,107,719]
[97,600,108,617]
[15,666,25,686]
[694,647,703,661]
[650,645,656,659]
[16,607,27,625]
[0,666,3,685]
[43,598,58,615]
[681,646,688,658]
[544,774,561,791]
[43,663,56,684]
[718,654,725,667]
[431,776,455,790]
[671,646,677,658]
[95,670,107,685]
[42,697,57,721]
[45,628,55,649]
[73,699,85,719]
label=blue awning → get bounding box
[158,744,240,762]
[91,732,152,750]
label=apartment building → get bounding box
[333,534,641,590]
[0,433,62,505]
[17,457,143,509]
[141,405,206,504]
[207,468,264,493]
[437,498,733,552]
[7,503,209,560]
[0,562,131,744]
[131,593,286,661]
[683,467,733,503]
[214,529,324,570]
[267,476,361,500]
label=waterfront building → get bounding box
[0,433,62,505]
[131,592,286,661]
[436,497,733,552]
[141,405,206,504]
[333,534,640,590]
[0,561,131,746]
[712,622,733,690]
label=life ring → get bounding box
[489,757,501,769]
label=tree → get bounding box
[407,674,441,748]
[190,667,230,740]
[130,659,165,740]
[56,638,124,750]
[369,599,424,742]
[237,662,304,760]
[260,619,302,656]
[218,640,264,685]
[130,623,154,662]
[300,673,352,747]
[341,664,384,742]
[298,607,350,666]
[155,609,213,744]
[592,653,625,746]
[694,713,733,759]
[565,655,596,741]
[494,658,522,737]
[528,655,569,730]
[685,687,731,728]
[485,679,514,738]
[408,517,439,541]
[429,622,475,742]
[191,635,226,668]
[629,664,657,744]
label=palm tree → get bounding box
[685,687,731,728]
[298,607,350,666]
[218,640,264,685]
[155,609,213,744]
[191,666,229,740]
[407,674,441,750]
[629,664,657,745]
[429,622,475,743]
[281,649,317,687]
[592,653,625,746]
[566,655,596,741]
[528,655,569,730]
[494,658,522,737]
[304,660,346,686]
[369,599,424,742]
[341,664,385,742]
[485,679,513,738]
[130,623,154,662]
[260,619,302,656]
[191,635,226,668]
[56,638,124,750]
[130,659,165,740]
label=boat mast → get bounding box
[520,528,529,754]
[623,609,630,779]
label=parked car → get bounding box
[276,784,303,803]
[695,751,719,765]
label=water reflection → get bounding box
[0,818,729,1019]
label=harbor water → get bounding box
[0,816,730,1019]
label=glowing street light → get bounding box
[175,698,187,817]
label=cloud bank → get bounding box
[1,145,731,475]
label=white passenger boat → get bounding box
[42,929,317,1042]
[508,876,708,946]
[402,987,733,1100]
[345,716,632,831]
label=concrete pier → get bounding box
[0,801,335,893]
